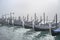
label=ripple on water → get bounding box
[0,26,55,40]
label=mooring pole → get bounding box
[56,13,57,28]
[34,13,37,24]
[43,12,45,25]
[46,16,48,23]
[23,16,25,28]
[27,14,29,22]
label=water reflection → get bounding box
[32,31,50,40]
[55,35,60,40]
[0,26,59,40]
[24,30,36,35]
[23,29,40,40]
[23,30,55,40]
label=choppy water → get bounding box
[0,26,60,40]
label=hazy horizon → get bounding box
[0,0,60,21]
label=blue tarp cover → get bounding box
[54,28,60,32]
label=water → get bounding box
[0,26,60,40]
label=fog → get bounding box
[0,0,59,21]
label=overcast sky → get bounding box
[0,0,60,21]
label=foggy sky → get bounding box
[0,0,60,21]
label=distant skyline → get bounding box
[0,0,60,21]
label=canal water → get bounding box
[0,26,60,40]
